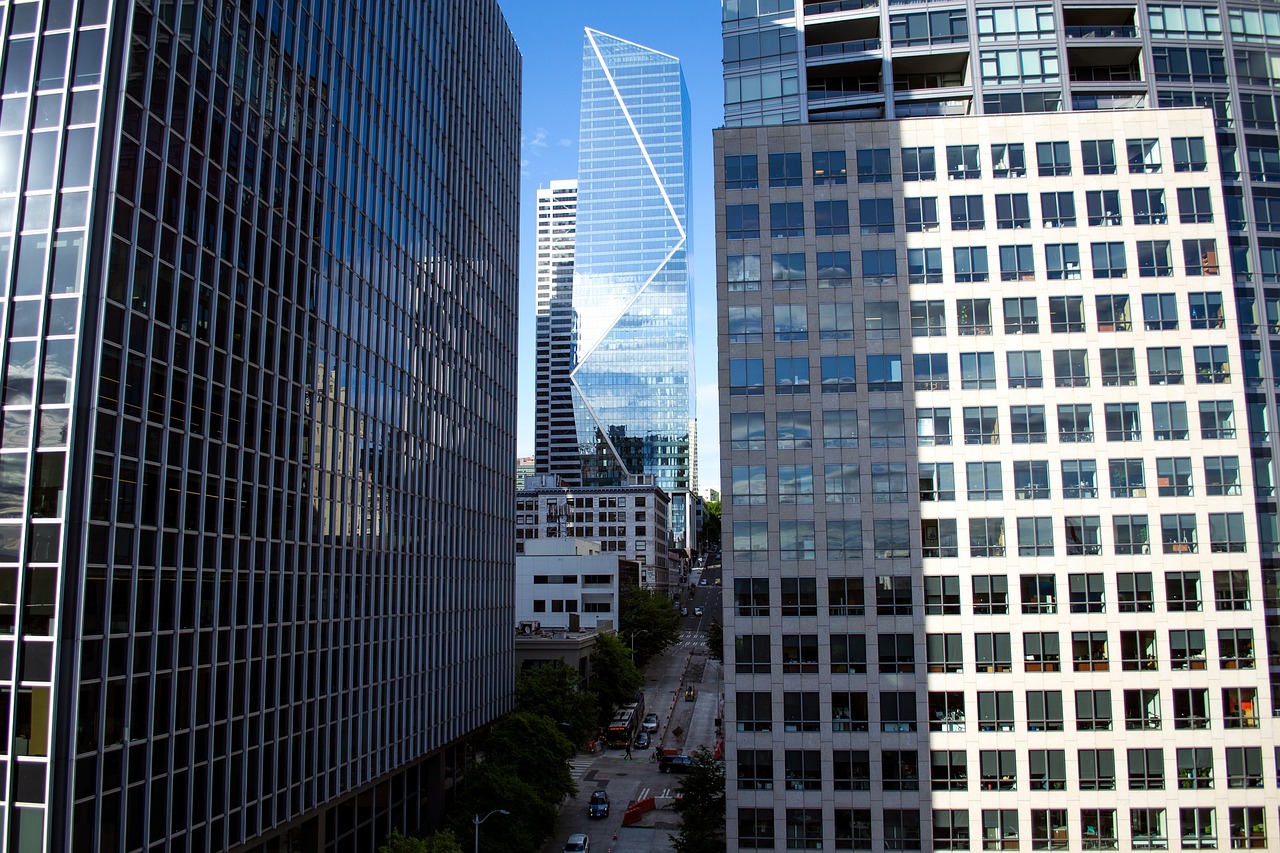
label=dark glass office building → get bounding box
[0,1,519,851]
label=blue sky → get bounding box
[496,0,724,495]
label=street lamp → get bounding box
[472,808,509,853]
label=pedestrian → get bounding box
[625,741,632,760]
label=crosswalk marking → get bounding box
[568,760,592,783]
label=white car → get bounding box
[693,606,704,617]
[564,833,590,853]
[642,712,660,733]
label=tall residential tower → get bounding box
[0,2,520,851]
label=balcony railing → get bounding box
[805,0,878,13]
[806,38,882,58]
[1065,25,1139,38]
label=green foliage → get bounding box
[619,584,680,666]
[378,829,463,853]
[482,711,577,803]
[704,620,724,663]
[588,631,644,713]
[514,661,599,746]
[446,762,559,852]
[671,747,726,853]
[698,500,721,553]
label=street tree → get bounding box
[482,711,577,803]
[698,500,721,554]
[671,747,726,853]
[704,619,724,663]
[514,661,599,746]
[446,761,558,852]
[378,829,463,853]
[619,584,680,666]
[588,631,643,713]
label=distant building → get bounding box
[516,538,639,631]
[516,455,537,491]
[517,475,671,591]
[534,180,581,485]
[515,622,616,685]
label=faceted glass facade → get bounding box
[568,29,696,538]
[0,1,519,851]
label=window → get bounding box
[1172,136,1207,172]
[775,356,810,392]
[731,466,767,506]
[1077,692,1115,731]
[919,463,956,502]
[829,577,865,616]
[1116,514,1157,555]
[1178,187,1213,223]
[1062,460,1098,499]
[829,750,871,794]
[865,301,900,340]
[1037,141,1071,176]
[1087,189,1123,225]
[992,142,1026,177]
[1014,460,1050,499]
[1053,349,1089,387]
[736,692,772,733]
[783,693,820,733]
[1156,457,1193,496]
[1072,631,1109,672]
[1130,809,1167,849]
[734,578,770,617]
[878,633,915,674]
[781,634,818,673]
[999,244,1035,281]
[1204,456,1240,496]
[1003,297,1038,334]
[927,633,964,673]
[770,201,805,238]
[1007,354,1043,392]
[777,411,813,450]
[1180,808,1216,849]
[905,196,939,232]
[1128,138,1161,173]
[1024,631,1061,672]
[935,811,970,851]
[1152,401,1188,440]
[1018,517,1054,556]
[824,463,860,506]
[963,406,999,444]
[1066,516,1102,555]
[739,807,774,848]
[874,517,910,557]
[908,247,943,282]
[1058,404,1093,442]
[856,197,889,235]
[1177,748,1215,790]
[1194,345,1230,383]
[856,147,891,183]
[730,357,765,395]
[1118,572,1154,612]
[870,408,906,448]
[1082,139,1117,175]
[725,154,759,190]
[1121,630,1158,671]
[916,407,951,446]
[727,253,762,291]
[772,251,806,287]
[772,304,807,341]
[947,144,981,179]
[1214,569,1250,609]
[884,809,922,851]
[1069,573,1105,612]
[827,520,864,563]
[729,306,764,344]
[979,750,1017,791]
[1041,191,1076,227]
[1142,293,1178,330]
[735,635,772,673]
[1229,808,1266,849]
[1079,749,1117,790]
[1219,629,1255,671]
[820,250,853,286]
[786,808,823,850]
[1030,810,1069,850]
[1225,747,1262,789]
[960,352,996,390]
[832,692,869,733]
[1091,241,1127,277]
[950,194,985,230]
[1096,294,1131,330]
[1097,349,1135,387]
[835,809,873,851]
[1049,296,1085,333]
[731,412,765,451]
[911,300,946,336]
[921,518,959,558]
[881,694,918,733]
[1173,689,1211,733]
[867,354,902,391]
[820,355,856,393]
[1045,242,1081,279]
[1105,402,1140,441]
[972,574,1008,614]
[1010,405,1046,444]
[955,248,990,283]
[1125,689,1162,732]
[1188,292,1225,328]
[982,810,1019,851]
[813,149,847,185]
[1161,514,1197,553]
[769,151,803,187]
[1148,346,1183,385]
[1027,692,1064,733]
[829,640,867,679]
[726,203,760,239]
[929,693,967,734]
[1138,240,1173,277]
[815,306,853,345]
[738,749,773,791]
[1165,571,1202,612]
[1081,810,1118,851]
[876,575,912,615]
[903,146,936,181]
[780,578,817,616]
[995,193,1030,229]
[925,576,961,614]
[1132,188,1167,225]
[975,636,1013,674]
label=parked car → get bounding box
[693,606,704,617]
[634,731,651,749]
[642,712,660,733]
[699,578,708,586]
[680,607,688,617]
[587,791,610,819]
[659,753,696,774]
[563,833,591,852]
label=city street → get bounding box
[538,602,723,853]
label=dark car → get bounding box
[587,791,610,819]
[634,731,651,749]
[659,753,697,774]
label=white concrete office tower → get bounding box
[717,2,1280,850]
[536,180,581,485]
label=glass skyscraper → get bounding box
[564,28,697,543]
[0,2,519,851]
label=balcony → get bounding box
[1065,24,1139,38]
[805,0,878,14]
[807,37,882,60]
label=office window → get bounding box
[1121,630,1158,671]
[878,633,915,674]
[917,407,951,446]
[1177,748,1215,790]
[854,197,888,236]
[867,354,902,391]
[1178,187,1213,223]
[934,811,970,851]
[827,519,864,562]
[1082,139,1117,175]
[814,199,853,237]
[903,146,936,181]
[1161,514,1198,553]
[786,808,823,850]
[927,633,964,674]
[1138,240,1173,277]
[783,693,820,733]
[884,809,922,851]
[729,305,764,344]
[1124,689,1163,732]
[1010,405,1046,444]
[1027,692,1064,733]
[735,578,770,617]
[735,635,772,673]
[1105,402,1141,441]
[731,412,765,451]
[781,578,818,616]
[1193,345,1230,384]
[1152,401,1188,440]
[727,253,762,291]
[865,300,901,340]
[1061,461,1098,499]
[818,303,854,341]
[1172,136,1207,172]
[1148,346,1183,385]
[731,466,768,506]
[998,245,1035,281]
[1100,348,1136,386]
[738,749,773,791]
[908,247,943,282]
[957,299,992,335]
[881,695,918,734]
[955,248,990,283]
[736,692,772,733]
[911,300,946,336]
[1049,296,1085,332]
[829,577,865,616]
[1213,569,1250,609]
[1037,141,1071,176]
[771,251,806,288]
[919,463,956,502]
[870,408,906,447]
[1142,293,1178,329]
[725,154,760,190]
[726,203,760,239]
[772,304,807,342]
[925,576,961,614]
[832,749,871,791]
[970,519,1005,557]
[1045,242,1081,279]
[1179,808,1216,848]
[1106,458,1143,498]
[820,250,854,286]
[813,149,847,185]
[1188,291,1224,328]
[1219,629,1255,671]
[995,193,1030,229]
[1017,517,1054,556]
[1117,572,1154,613]
[1184,238,1219,276]
[1013,460,1050,500]
[1080,811,1118,850]
[972,574,1008,614]
[730,358,765,395]
[1053,349,1089,387]
[1132,187,1167,224]
[1156,457,1193,496]
[921,518,959,558]
[874,518,910,558]
[1096,293,1131,330]
[1079,749,1117,790]
[947,144,981,179]
[770,201,805,238]
[1128,138,1161,173]
[1072,632,1109,672]
[820,355,856,393]
[832,693,870,733]
[1091,241,1127,277]
[960,352,996,390]
[781,634,819,672]
[835,809,872,851]
[982,810,1020,851]
[824,462,861,506]
[1202,455,1240,497]
[1003,297,1038,334]
[1065,517,1102,556]
[905,196,939,232]
[929,693,966,735]
[1024,631,1060,672]
[775,356,810,393]
[1058,404,1093,442]
[1007,353,1043,392]
[739,808,775,848]
[857,147,891,183]
[1165,571,1202,612]
[975,636,1013,674]
[769,151,803,187]
[1041,191,1076,227]
[992,141,1026,176]
[876,575,913,615]
[1130,809,1167,849]
[1229,808,1266,849]
[963,406,999,444]
[1224,747,1262,789]
[950,194,985,231]
[777,411,813,450]
[979,750,1017,791]
[1087,189,1122,225]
